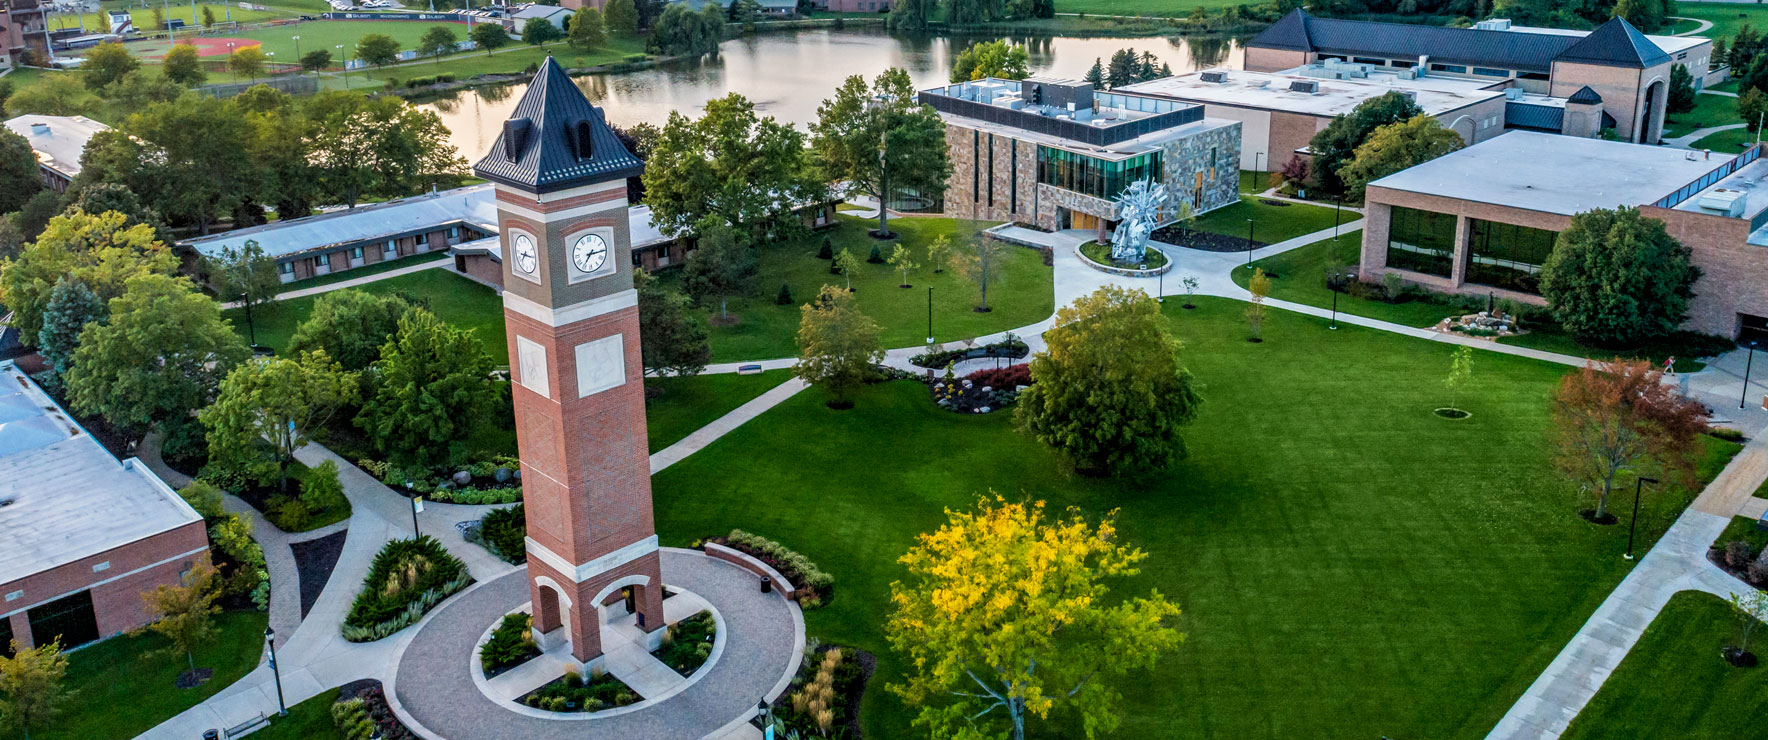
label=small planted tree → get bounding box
[418,25,459,64]
[1727,589,1768,667]
[227,46,268,82]
[832,247,863,292]
[867,243,885,263]
[816,235,834,259]
[951,232,1004,312]
[794,284,883,409]
[35,277,104,389]
[775,282,794,305]
[300,460,346,517]
[0,638,70,740]
[1441,345,1473,418]
[1181,275,1199,309]
[925,234,951,273]
[138,561,222,688]
[206,239,280,348]
[887,244,918,288]
[1551,359,1709,523]
[470,21,511,55]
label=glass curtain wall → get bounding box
[1465,219,1557,293]
[1037,146,1163,200]
[1386,206,1457,278]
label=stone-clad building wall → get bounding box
[943,123,1037,224]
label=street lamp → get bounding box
[1157,261,1164,302]
[264,627,287,716]
[1253,151,1263,192]
[292,34,301,64]
[925,286,933,344]
[1623,477,1659,560]
[1332,192,1343,240]
[337,44,349,89]
[1742,340,1759,410]
[1329,271,1339,330]
[1244,217,1254,267]
[410,495,423,538]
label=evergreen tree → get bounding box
[1083,57,1105,89]
[1106,48,1138,88]
[1667,63,1697,114]
[36,277,104,387]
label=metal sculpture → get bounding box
[1111,179,1167,264]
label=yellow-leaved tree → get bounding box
[886,496,1184,740]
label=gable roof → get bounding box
[1556,17,1670,68]
[1250,9,1313,51]
[472,56,645,194]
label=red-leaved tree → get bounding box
[1551,359,1709,520]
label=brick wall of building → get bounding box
[1648,206,1766,337]
[1550,60,1672,143]
[1,521,209,650]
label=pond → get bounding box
[418,27,1246,158]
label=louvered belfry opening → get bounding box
[503,118,531,162]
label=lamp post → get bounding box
[925,286,933,344]
[337,44,349,88]
[1623,476,1659,560]
[1253,151,1263,192]
[1330,272,1339,330]
[293,34,301,66]
[411,495,423,538]
[264,627,287,716]
[1158,261,1165,302]
[1742,340,1760,410]
[1244,217,1254,267]
[758,699,774,739]
[1332,192,1343,240]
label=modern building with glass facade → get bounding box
[919,77,1242,233]
[1362,130,1768,338]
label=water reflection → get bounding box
[421,27,1245,158]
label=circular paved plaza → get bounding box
[392,548,801,739]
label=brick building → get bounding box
[919,77,1241,234]
[1360,131,1768,339]
[1244,11,1714,146]
[0,362,209,655]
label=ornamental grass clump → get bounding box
[342,536,471,641]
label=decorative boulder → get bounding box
[494,467,513,484]
[514,470,522,481]
[452,470,473,486]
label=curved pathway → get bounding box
[1666,122,1747,149]
[393,549,799,740]
[1670,15,1714,35]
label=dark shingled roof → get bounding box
[1247,10,1668,73]
[472,56,644,194]
[1557,17,1670,68]
[1567,85,1603,104]
[1505,101,1565,132]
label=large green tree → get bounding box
[418,25,459,62]
[794,284,883,408]
[35,277,104,388]
[811,67,952,238]
[1539,207,1698,346]
[0,638,70,740]
[0,208,175,346]
[635,268,710,376]
[470,21,511,54]
[287,289,414,372]
[205,240,281,348]
[66,273,249,438]
[162,43,207,86]
[80,42,139,90]
[642,93,813,239]
[887,497,1183,740]
[680,222,758,321]
[355,308,495,468]
[1337,115,1464,198]
[0,126,42,214]
[1016,285,1202,475]
[569,6,607,49]
[4,75,97,117]
[1667,63,1697,114]
[304,91,466,208]
[604,0,640,33]
[117,95,257,234]
[355,34,402,68]
[1308,91,1424,193]
[949,40,1030,82]
[523,17,565,45]
[202,351,359,491]
[646,2,721,57]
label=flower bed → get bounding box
[652,610,716,677]
[357,456,525,505]
[931,364,1032,414]
[702,530,835,608]
[909,335,1029,369]
[332,682,417,740]
[342,536,473,642]
[1079,240,1170,271]
[1711,537,1768,589]
[762,642,874,739]
[518,670,641,713]
[480,612,541,678]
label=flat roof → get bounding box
[1119,68,1503,118]
[1370,130,1731,216]
[1504,24,1707,55]
[184,184,498,259]
[0,363,201,586]
[3,114,109,179]
[937,109,1239,159]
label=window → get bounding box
[448,226,460,240]
[385,239,397,255]
[1465,219,1557,294]
[1386,206,1456,278]
[1353,57,1386,66]
[1036,147,1163,200]
[350,246,364,260]
[1520,72,1550,81]
[1429,63,1468,74]
[279,262,293,275]
[1472,67,1509,77]
[28,590,98,650]
[972,130,980,202]
[1009,144,1018,214]
[987,133,995,208]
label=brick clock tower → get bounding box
[473,58,663,666]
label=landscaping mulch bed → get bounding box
[1149,226,1267,252]
[291,530,349,619]
[338,679,418,740]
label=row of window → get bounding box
[1035,146,1164,201]
[274,226,467,276]
[1385,207,1559,294]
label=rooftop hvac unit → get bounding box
[1298,66,1343,80]
[1290,80,1321,94]
[1699,188,1748,218]
[1398,90,1417,101]
[1503,87,1524,100]
[1473,18,1512,31]
[1397,67,1420,80]
[1200,70,1227,83]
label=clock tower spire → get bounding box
[473,57,662,667]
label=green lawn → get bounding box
[662,215,1053,362]
[229,19,461,61]
[1715,514,1768,552]
[1692,124,1756,153]
[644,370,793,453]
[337,34,649,88]
[1191,195,1351,247]
[1229,230,1463,327]
[280,252,449,292]
[56,0,292,35]
[1711,79,1740,94]
[1668,2,1768,41]
[28,610,270,740]
[1053,0,1248,17]
[225,268,507,363]
[1665,91,1742,138]
[253,688,344,740]
[1497,326,1719,372]
[650,297,1740,740]
[1561,591,1768,740]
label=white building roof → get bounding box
[1504,24,1707,55]
[3,114,110,179]
[1369,130,1731,216]
[0,363,201,586]
[183,184,499,260]
[510,3,572,23]
[1120,68,1504,118]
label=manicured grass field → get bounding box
[650,297,1739,739]
[231,19,462,61]
[1053,0,1249,17]
[225,268,507,363]
[1560,591,1768,740]
[1229,229,1464,327]
[1669,2,1768,41]
[34,610,270,740]
[1191,195,1350,246]
[253,688,344,740]
[644,370,793,452]
[337,34,649,88]
[661,215,1053,362]
[57,0,293,35]
[1497,327,1716,372]
[1692,124,1756,153]
[1665,90,1742,139]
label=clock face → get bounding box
[572,233,609,275]
[513,234,537,275]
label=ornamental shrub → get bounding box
[776,282,794,305]
[344,535,471,635]
[479,504,527,564]
[866,244,884,263]
[816,236,833,259]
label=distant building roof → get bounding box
[1369,130,1731,216]
[1247,10,1680,73]
[0,362,202,586]
[510,3,571,23]
[3,114,110,179]
[1503,100,1564,131]
[1121,68,1503,118]
[473,57,646,194]
[182,184,498,259]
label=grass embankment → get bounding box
[224,268,506,362]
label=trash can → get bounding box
[203,730,220,740]
[760,576,773,594]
